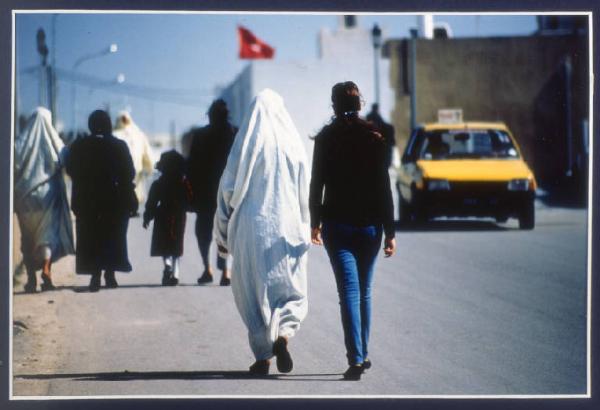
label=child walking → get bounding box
[143,150,192,285]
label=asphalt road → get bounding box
[12,203,588,397]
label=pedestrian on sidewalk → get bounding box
[366,103,396,169]
[14,107,75,293]
[113,111,155,207]
[309,81,396,381]
[214,89,310,376]
[143,150,192,286]
[66,110,138,292]
[187,99,236,286]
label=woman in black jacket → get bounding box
[309,81,396,380]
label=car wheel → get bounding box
[411,185,427,224]
[518,200,535,230]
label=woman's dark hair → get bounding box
[331,81,362,117]
[88,110,112,136]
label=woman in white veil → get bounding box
[113,111,155,205]
[14,107,75,292]
[214,89,310,375]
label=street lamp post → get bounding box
[371,24,382,107]
[51,15,58,127]
[409,28,418,131]
[71,43,118,134]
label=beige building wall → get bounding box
[384,35,588,188]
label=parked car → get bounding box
[396,122,537,229]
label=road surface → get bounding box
[12,202,588,397]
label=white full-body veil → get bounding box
[214,89,310,360]
[14,107,75,269]
[113,111,155,203]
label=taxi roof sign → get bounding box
[438,108,463,124]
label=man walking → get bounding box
[187,100,236,286]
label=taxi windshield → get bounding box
[419,129,520,160]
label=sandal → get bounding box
[40,273,55,291]
[24,281,37,294]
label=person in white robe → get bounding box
[14,107,75,292]
[113,111,155,205]
[214,89,310,375]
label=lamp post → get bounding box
[50,15,58,126]
[36,28,49,107]
[371,24,382,107]
[108,73,126,115]
[409,28,418,131]
[71,43,118,134]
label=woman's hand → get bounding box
[311,227,323,245]
[383,237,396,257]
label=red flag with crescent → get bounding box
[238,26,275,59]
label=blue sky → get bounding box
[15,13,538,136]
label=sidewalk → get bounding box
[12,256,77,396]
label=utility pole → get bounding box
[50,14,58,127]
[36,28,48,107]
[371,24,382,106]
[409,29,418,131]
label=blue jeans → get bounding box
[322,221,382,365]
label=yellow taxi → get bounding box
[396,122,537,229]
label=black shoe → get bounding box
[363,359,372,370]
[167,276,179,286]
[104,271,118,288]
[40,273,55,291]
[249,360,270,376]
[197,271,213,284]
[343,365,364,381]
[89,273,101,292]
[162,267,173,286]
[24,280,37,294]
[272,336,293,373]
[220,276,231,286]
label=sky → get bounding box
[15,12,539,137]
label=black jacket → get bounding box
[309,116,395,238]
[186,123,236,212]
[66,134,136,217]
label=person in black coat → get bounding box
[186,99,236,286]
[143,150,192,286]
[366,103,396,169]
[66,110,137,292]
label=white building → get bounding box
[219,16,394,163]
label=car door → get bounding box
[398,128,423,203]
